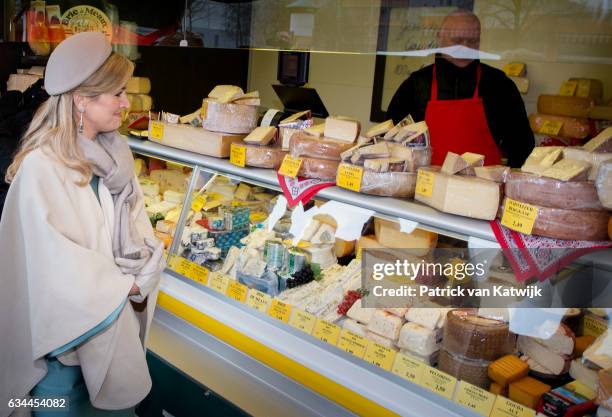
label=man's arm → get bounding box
[386,77,417,124]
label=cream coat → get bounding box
[0,148,160,417]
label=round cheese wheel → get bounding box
[505,172,602,210]
[359,169,417,198]
[438,349,491,389]
[233,143,287,169]
[297,157,339,181]
[443,310,515,361]
[500,198,609,241]
[202,99,258,134]
[290,132,355,161]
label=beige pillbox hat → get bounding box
[44,31,112,96]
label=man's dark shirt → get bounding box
[387,56,534,167]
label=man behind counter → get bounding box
[387,9,534,168]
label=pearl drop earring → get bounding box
[78,108,84,134]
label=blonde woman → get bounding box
[0,32,164,417]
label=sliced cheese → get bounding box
[541,159,591,181]
[383,115,415,140]
[521,146,564,175]
[365,120,394,138]
[461,152,485,167]
[563,147,612,180]
[474,165,510,183]
[583,127,612,153]
[208,85,244,103]
[441,152,469,175]
[303,124,325,137]
[280,110,311,124]
[394,121,429,144]
[324,117,360,143]
[243,126,277,145]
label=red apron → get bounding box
[424,64,503,166]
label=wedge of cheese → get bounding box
[441,152,470,175]
[583,127,612,153]
[474,166,510,183]
[208,85,244,103]
[243,126,277,145]
[521,147,564,175]
[373,218,437,257]
[383,115,415,140]
[541,159,591,181]
[563,147,612,180]
[303,124,325,137]
[365,120,394,138]
[324,117,360,143]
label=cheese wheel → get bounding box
[596,161,612,210]
[528,113,592,139]
[358,167,417,198]
[505,171,602,210]
[290,132,355,161]
[297,157,340,180]
[443,310,514,361]
[233,143,287,169]
[538,95,594,118]
[500,197,609,241]
[438,349,491,389]
[202,99,258,134]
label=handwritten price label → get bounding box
[454,381,496,416]
[501,198,538,235]
[559,80,578,96]
[246,289,272,314]
[226,281,248,303]
[183,262,209,285]
[268,300,292,323]
[150,121,164,141]
[391,353,425,383]
[278,155,302,178]
[230,143,246,167]
[503,62,525,77]
[337,329,368,358]
[337,164,363,192]
[312,319,340,345]
[490,396,536,417]
[539,120,563,136]
[208,272,230,294]
[415,170,434,197]
[288,309,317,334]
[419,366,457,400]
[363,341,396,371]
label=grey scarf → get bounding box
[78,132,151,268]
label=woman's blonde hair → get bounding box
[5,52,134,185]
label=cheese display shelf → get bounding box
[130,140,610,417]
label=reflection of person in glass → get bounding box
[387,9,534,168]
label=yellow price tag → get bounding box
[183,262,209,285]
[278,155,302,178]
[391,353,425,383]
[288,308,317,334]
[419,366,457,400]
[576,79,591,98]
[415,170,434,197]
[171,257,191,275]
[503,62,525,77]
[226,281,248,303]
[337,329,368,358]
[539,120,563,136]
[454,381,496,417]
[559,80,578,96]
[268,299,292,323]
[246,289,272,313]
[150,121,164,141]
[336,164,363,192]
[312,319,340,345]
[191,195,206,212]
[208,272,230,294]
[583,314,608,337]
[363,341,396,371]
[490,396,536,417]
[501,198,538,235]
[230,143,246,167]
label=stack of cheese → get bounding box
[343,305,404,350]
[517,323,575,377]
[289,116,361,180]
[335,119,432,197]
[233,125,287,169]
[278,110,314,150]
[529,79,601,145]
[488,354,530,397]
[201,85,259,134]
[398,308,448,365]
[126,77,153,113]
[502,141,610,241]
[296,215,339,269]
[415,152,506,221]
[439,310,515,388]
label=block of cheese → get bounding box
[500,197,609,240]
[509,377,551,409]
[365,120,394,138]
[583,127,612,153]
[517,336,571,375]
[324,117,360,143]
[569,359,599,391]
[583,331,612,370]
[208,85,244,103]
[443,310,514,361]
[439,349,491,389]
[149,169,188,193]
[383,115,415,140]
[126,77,151,94]
[388,144,432,172]
[570,78,603,101]
[201,99,258,134]
[366,310,404,340]
[366,331,396,348]
[488,355,529,386]
[405,308,440,330]
[521,147,564,175]
[589,106,612,121]
[139,178,159,197]
[415,167,501,221]
[342,318,367,337]
[346,302,374,325]
[234,183,251,201]
[358,169,418,198]
[243,126,277,145]
[290,132,355,160]
[393,121,429,146]
[441,152,470,174]
[297,157,339,181]
[398,322,440,356]
[474,166,510,183]
[163,190,185,204]
[575,335,596,357]
[303,244,336,269]
[149,122,245,158]
[541,159,591,181]
[232,143,287,169]
[509,76,529,94]
[303,124,325,137]
[538,95,594,118]
[490,382,507,396]
[462,152,485,167]
[349,142,391,164]
[363,157,407,173]
[334,238,355,257]
[373,218,437,256]
[529,113,593,139]
[563,147,612,180]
